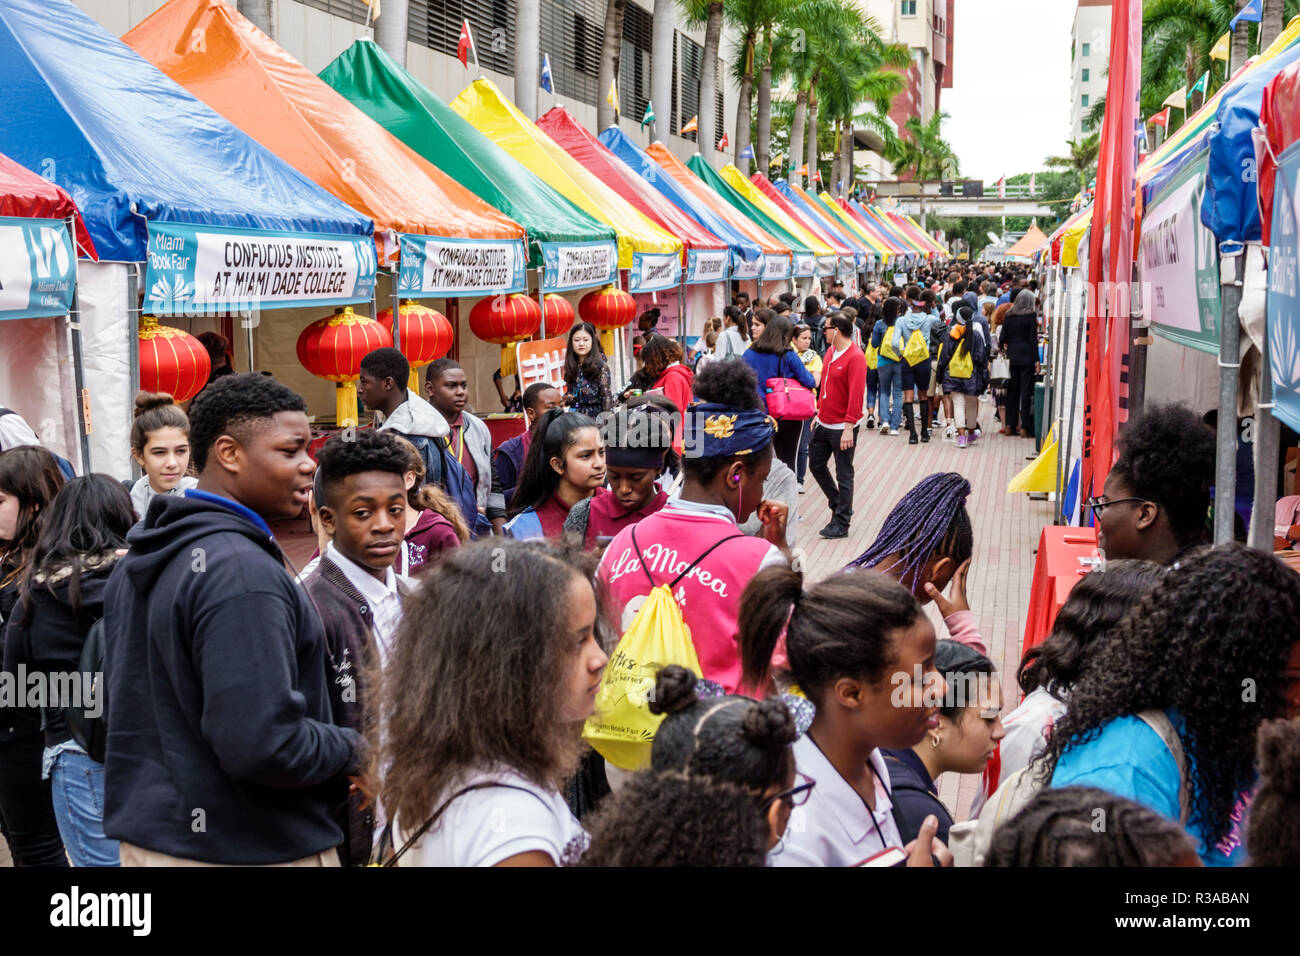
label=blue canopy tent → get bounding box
[599,126,764,279]
[773,180,874,275]
[0,0,378,473]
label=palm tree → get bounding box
[827,69,905,196]
[1045,134,1101,195]
[598,0,627,131]
[884,112,958,227]
[1262,0,1290,47]
[681,0,726,163]
[725,0,768,169]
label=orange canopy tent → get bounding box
[1005,224,1050,259]
[124,0,526,272]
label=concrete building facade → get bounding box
[1070,0,1111,141]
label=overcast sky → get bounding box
[941,0,1077,182]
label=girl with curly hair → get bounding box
[1040,543,1300,866]
[380,539,609,866]
[571,666,801,866]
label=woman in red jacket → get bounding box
[639,335,694,454]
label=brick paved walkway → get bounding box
[794,398,1055,819]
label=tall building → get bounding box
[72,0,736,165]
[1070,0,1111,141]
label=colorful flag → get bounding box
[997,176,1006,199]
[740,144,755,160]
[362,0,380,21]
[795,163,809,177]
[641,100,655,129]
[457,19,473,68]
[812,169,822,183]
[1149,107,1170,127]
[716,131,729,150]
[1162,86,1187,108]
[680,115,698,135]
[1230,0,1263,31]
[1209,31,1230,62]
[1083,0,1141,505]
[1189,71,1209,96]
[606,79,620,115]
[540,53,553,93]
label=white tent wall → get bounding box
[78,260,132,478]
[0,313,78,466]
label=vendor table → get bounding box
[1022,524,1100,655]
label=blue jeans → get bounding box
[48,745,119,866]
[876,361,903,430]
[866,368,880,422]
[796,418,813,483]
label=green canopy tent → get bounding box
[686,154,816,278]
[320,39,618,291]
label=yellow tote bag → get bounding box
[879,326,903,362]
[904,329,930,366]
[948,346,974,379]
[864,340,879,370]
[583,584,703,769]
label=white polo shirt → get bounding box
[770,733,904,867]
[325,542,406,669]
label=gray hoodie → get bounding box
[377,390,449,440]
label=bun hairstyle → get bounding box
[739,567,922,701]
[130,391,189,454]
[649,665,796,794]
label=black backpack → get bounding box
[66,617,107,763]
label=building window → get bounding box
[408,0,516,77]
[620,1,654,125]
[901,0,917,16]
[1082,42,1090,57]
[1081,93,1089,108]
[1082,68,1089,82]
[299,0,371,23]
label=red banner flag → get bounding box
[457,19,472,68]
[1081,0,1142,507]
[1149,107,1170,127]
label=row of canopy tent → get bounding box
[1,0,943,476]
[1035,13,1300,548]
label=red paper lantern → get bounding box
[377,300,454,389]
[578,286,637,355]
[542,293,576,338]
[468,293,542,375]
[297,306,393,426]
[138,315,211,403]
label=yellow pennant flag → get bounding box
[1162,86,1188,109]
[606,78,619,114]
[362,0,380,20]
[1007,425,1058,494]
[1209,31,1230,62]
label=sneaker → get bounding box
[956,434,968,449]
[920,431,931,443]
[879,422,890,434]
[798,481,807,494]
[866,416,876,430]
[819,523,849,539]
[908,432,919,445]
[944,425,957,442]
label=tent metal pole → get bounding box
[390,269,402,352]
[65,217,92,473]
[1127,260,1148,418]
[1215,252,1244,544]
[1049,262,1064,521]
[1250,310,1282,552]
[128,263,142,479]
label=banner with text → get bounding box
[144,222,376,315]
[763,254,791,281]
[1139,150,1220,355]
[793,253,816,277]
[0,216,75,320]
[686,248,730,284]
[540,240,618,292]
[1267,141,1300,434]
[628,251,682,292]
[731,254,762,280]
[517,334,569,391]
[816,255,837,277]
[398,234,527,297]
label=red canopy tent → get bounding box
[0,152,96,259]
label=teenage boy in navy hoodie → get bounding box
[102,374,362,866]
[301,429,413,865]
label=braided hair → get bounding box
[846,472,974,594]
[984,786,1197,867]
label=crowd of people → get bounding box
[0,262,1298,869]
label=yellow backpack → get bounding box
[904,328,930,366]
[879,325,903,362]
[948,344,974,379]
[865,340,879,370]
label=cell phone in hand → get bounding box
[854,846,907,867]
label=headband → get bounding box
[682,402,775,460]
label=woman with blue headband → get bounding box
[596,360,789,698]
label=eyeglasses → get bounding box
[1084,495,1150,516]
[763,773,816,810]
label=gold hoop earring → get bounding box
[929,735,941,749]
